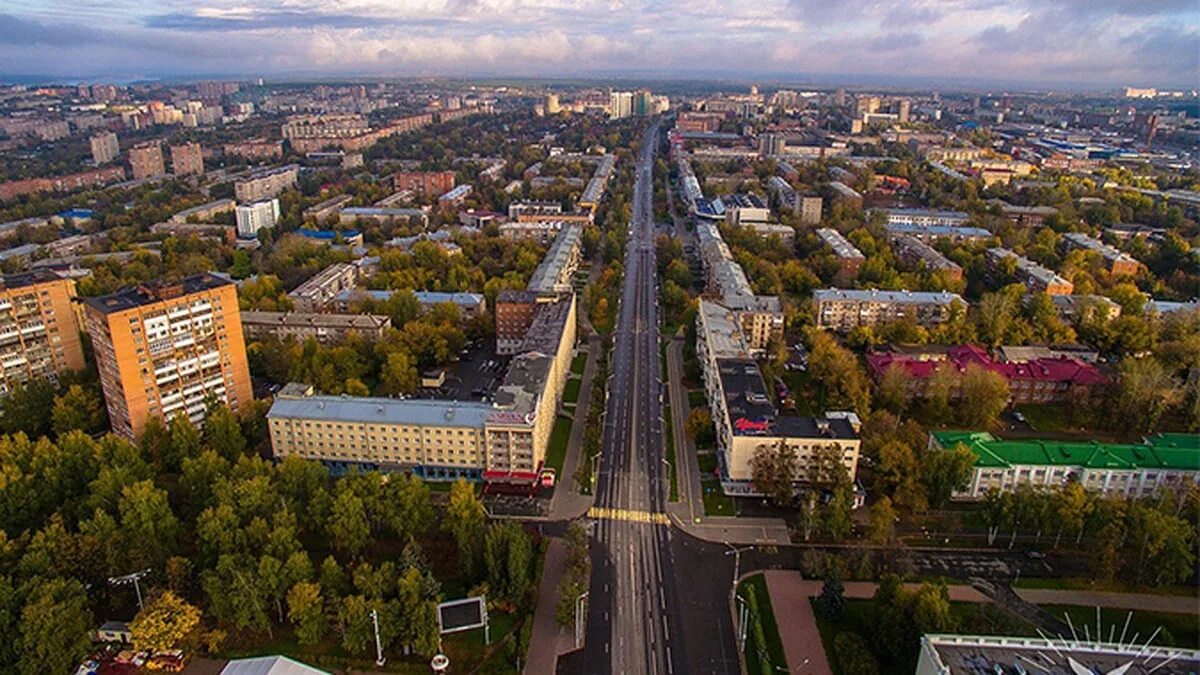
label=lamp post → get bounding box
[575,591,589,649]
[108,569,151,611]
[370,608,385,667]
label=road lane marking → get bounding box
[588,506,670,525]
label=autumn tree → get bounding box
[922,444,977,509]
[749,440,796,505]
[957,364,1010,428]
[287,581,327,646]
[129,591,201,653]
[445,479,486,579]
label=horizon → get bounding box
[2,1,1198,90]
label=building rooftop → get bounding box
[817,228,865,260]
[297,229,361,242]
[881,208,970,220]
[220,655,330,675]
[0,269,72,290]
[269,384,494,429]
[814,288,964,305]
[866,344,1105,387]
[932,430,1200,472]
[527,224,582,295]
[921,634,1200,675]
[82,273,231,314]
[988,247,1071,288]
[241,311,390,331]
[885,223,993,239]
[698,300,751,360]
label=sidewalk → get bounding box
[549,336,600,520]
[1013,588,1200,614]
[761,570,833,675]
[524,538,576,675]
[663,337,793,546]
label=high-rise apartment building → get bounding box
[90,132,119,165]
[393,170,456,196]
[545,93,561,114]
[235,199,280,239]
[83,274,253,438]
[0,271,86,395]
[128,142,165,180]
[170,142,204,176]
[609,91,634,119]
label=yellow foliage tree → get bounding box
[129,591,201,653]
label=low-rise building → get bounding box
[1061,232,1141,276]
[880,208,970,227]
[303,194,353,222]
[171,198,235,224]
[525,225,582,296]
[1035,293,1122,323]
[288,262,358,312]
[918,634,1199,675]
[296,229,364,248]
[437,184,473,207]
[722,193,770,227]
[813,288,964,332]
[930,430,1200,500]
[241,311,390,343]
[890,235,963,281]
[992,201,1058,226]
[816,228,864,282]
[885,223,993,243]
[827,181,862,207]
[338,207,428,228]
[987,247,1073,295]
[223,139,283,161]
[499,219,571,243]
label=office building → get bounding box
[90,132,119,165]
[128,142,165,180]
[240,311,391,344]
[917,634,1199,675]
[816,228,864,282]
[866,344,1105,405]
[890,235,963,281]
[83,274,253,438]
[722,193,770,227]
[1061,232,1141,276]
[235,165,299,202]
[696,300,860,496]
[813,288,964,332]
[0,271,86,395]
[987,247,1074,295]
[929,430,1200,500]
[393,170,456,197]
[235,199,281,239]
[170,142,204,176]
[287,262,358,313]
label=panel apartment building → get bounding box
[1061,232,1141,276]
[0,271,86,394]
[813,288,965,332]
[393,170,456,197]
[697,300,861,496]
[83,274,253,438]
[986,247,1074,295]
[235,165,299,202]
[129,142,166,180]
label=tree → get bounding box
[749,440,797,505]
[1052,482,1090,548]
[129,591,201,653]
[378,351,419,395]
[923,364,957,425]
[395,566,441,656]
[445,479,486,579]
[118,480,181,569]
[817,563,845,621]
[287,581,327,646]
[338,595,373,655]
[165,414,202,472]
[957,364,1010,428]
[867,497,897,546]
[384,474,432,542]
[485,522,533,605]
[875,364,909,415]
[1110,358,1182,436]
[328,491,370,559]
[833,632,880,675]
[808,333,871,415]
[876,440,926,512]
[203,404,246,461]
[17,577,93,675]
[685,408,714,446]
[51,385,104,436]
[922,445,977,509]
[1,378,56,438]
[823,487,854,541]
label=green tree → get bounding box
[922,444,977,509]
[395,566,441,656]
[823,487,854,541]
[685,407,715,446]
[485,522,533,605]
[957,364,1009,428]
[203,404,247,461]
[165,414,203,471]
[876,440,927,512]
[445,479,486,579]
[867,496,897,545]
[338,595,373,655]
[51,385,105,436]
[833,632,880,675]
[808,333,871,415]
[817,563,845,621]
[328,491,370,559]
[1,378,56,438]
[749,440,797,505]
[875,364,910,415]
[384,474,432,542]
[17,577,93,675]
[118,480,181,569]
[287,581,327,646]
[1110,358,1182,436]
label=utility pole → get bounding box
[108,569,151,611]
[370,608,385,667]
[575,591,589,649]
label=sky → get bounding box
[1,0,1197,89]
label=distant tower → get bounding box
[749,84,759,96]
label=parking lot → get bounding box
[417,341,509,402]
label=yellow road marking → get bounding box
[588,506,670,525]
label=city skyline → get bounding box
[2,0,1198,88]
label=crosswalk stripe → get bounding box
[588,506,669,525]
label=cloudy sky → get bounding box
[1,0,1197,88]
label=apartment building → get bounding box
[240,311,391,344]
[128,142,165,180]
[287,263,358,313]
[170,142,204,177]
[1061,232,1141,276]
[817,228,864,282]
[881,208,970,227]
[696,300,861,496]
[91,132,119,165]
[171,199,235,224]
[437,184,473,207]
[799,195,823,226]
[813,288,965,332]
[1038,294,1122,323]
[83,274,253,438]
[827,181,863,208]
[931,431,1200,500]
[526,224,583,296]
[223,139,283,161]
[282,114,370,140]
[885,223,993,243]
[0,271,86,394]
[235,165,299,202]
[693,219,784,355]
[303,194,354,223]
[986,247,1074,295]
[236,199,281,239]
[891,234,964,281]
[393,170,456,196]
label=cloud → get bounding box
[0,13,103,45]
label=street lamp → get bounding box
[370,608,386,667]
[108,569,151,610]
[574,591,589,649]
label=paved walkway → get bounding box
[549,336,600,520]
[663,337,793,546]
[762,570,833,675]
[1014,588,1200,614]
[525,538,573,675]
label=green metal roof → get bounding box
[931,430,1200,472]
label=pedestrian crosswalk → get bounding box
[588,506,670,525]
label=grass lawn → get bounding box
[812,597,1035,674]
[544,415,573,475]
[697,451,718,477]
[1015,403,1074,432]
[687,389,705,409]
[1013,577,1200,598]
[664,403,679,502]
[702,481,735,516]
[570,352,587,377]
[737,574,787,674]
[1039,605,1200,649]
[563,377,582,405]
